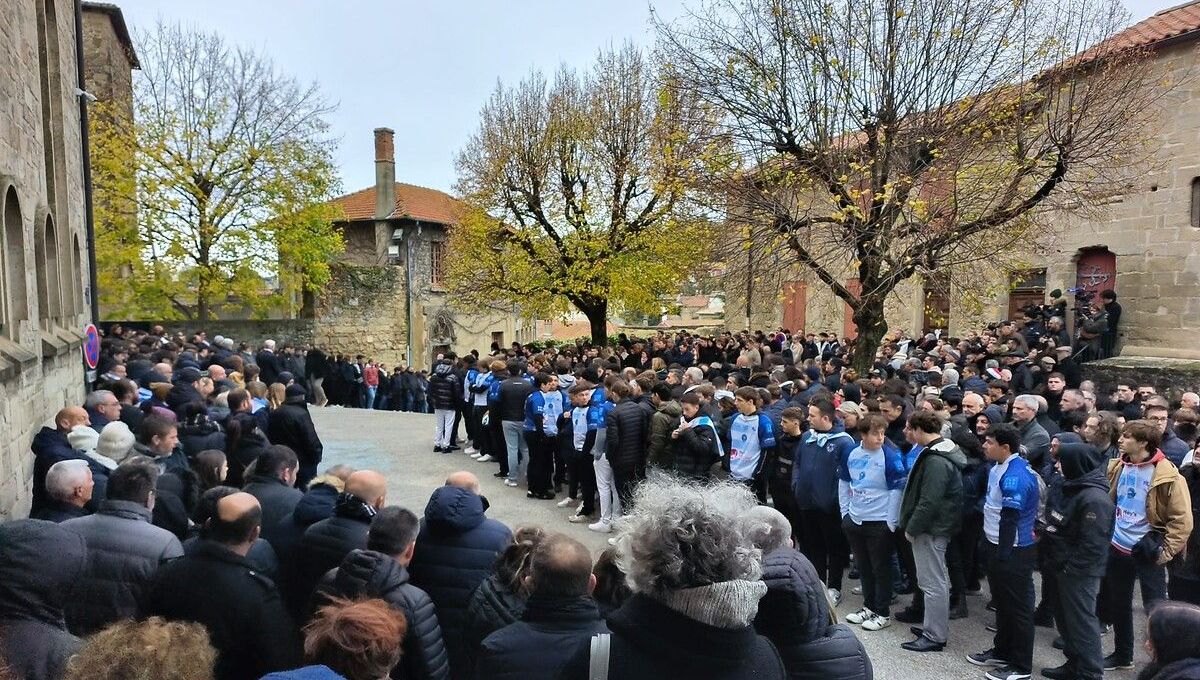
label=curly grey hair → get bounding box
[743,505,793,553]
[613,474,762,596]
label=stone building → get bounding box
[0,0,119,518]
[727,3,1200,361]
[321,128,536,365]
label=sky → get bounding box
[113,0,1186,197]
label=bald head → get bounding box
[445,471,480,494]
[1184,392,1200,411]
[346,470,388,508]
[528,533,595,598]
[56,406,89,432]
[211,492,262,551]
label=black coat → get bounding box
[410,486,513,680]
[0,520,86,680]
[477,596,607,680]
[179,418,226,459]
[224,424,269,489]
[316,549,450,680]
[243,475,304,544]
[184,536,279,582]
[166,381,204,416]
[256,349,281,385]
[292,513,372,616]
[30,427,110,514]
[558,594,787,680]
[672,417,722,479]
[268,400,324,469]
[1143,659,1200,680]
[29,500,88,523]
[429,361,461,410]
[1043,444,1115,578]
[146,540,301,680]
[1174,463,1200,582]
[605,400,651,469]
[754,548,871,680]
[462,575,525,676]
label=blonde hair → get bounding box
[268,382,287,410]
[65,617,216,680]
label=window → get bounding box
[491,331,504,348]
[35,213,62,325]
[1191,178,1200,228]
[1008,268,1046,321]
[71,233,83,317]
[2,186,28,338]
[430,240,446,287]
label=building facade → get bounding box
[727,4,1200,360]
[0,0,116,518]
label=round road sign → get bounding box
[83,323,100,369]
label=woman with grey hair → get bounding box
[561,477,786,680]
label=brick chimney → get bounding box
[374,127,396,221]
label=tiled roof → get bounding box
[1072,1,1200,63]
[330,183,462,226]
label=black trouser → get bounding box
[450,404,463,446]
[1037,542,1058,621]
[611,462,646,510]
[1102,545,1167,661]
[525,431,555,495]
[843,518,895,616]
[896,530,921,611]
[569,452,597,515]
[463,403,478,446]
[1057,573,1103,680]
[490,417,508,476]
[470,405,488,448]
[984,542,1036,673]
[296,462,317,490]
[948,511,983,603]
[768,478,801,543]
[1170,575,1200,605]
[795,507,847,590]
[554,434,570,490]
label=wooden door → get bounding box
[1076,248,1116,299]
[782,281,806,333]
[922,273,951,334]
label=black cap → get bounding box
[284,384,307,402]
[178,367,203,382]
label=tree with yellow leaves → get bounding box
[658,0,1173,370]
[90,22,344,322]
[450,44,720,343]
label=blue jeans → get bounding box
[366,386,378,409]
[501,421,528,482]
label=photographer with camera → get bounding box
[1100,290,1122,359]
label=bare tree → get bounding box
[450,44,717,343]
[657,0,1173,369]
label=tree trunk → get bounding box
[850,297,889,374]
[578,298,609,345]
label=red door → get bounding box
[1076,248,1116,299]
[843,279,862,340]
[782,281,806,333]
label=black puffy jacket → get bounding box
[179,417,226,459]
[316,549,450,680]
[292,511,372,617]
[754,548,872,680]
[476,595,607,680]
[409,486,513,680]
[672,416,722,479]
[462,574,525,675]
[267,400,324,469]
[1044,443,1115,578]
[604,399,651,469]
[243,475,304,544]
[429,361,461,410]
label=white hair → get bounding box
[1013,394,1041,412]
[743,505,793,553]
[84,390,114,410]
[613,475,762,596]
[263,339,276,350]
[684,367,704,384]
[46,459,90,502]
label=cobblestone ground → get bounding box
[311,407,1148,680]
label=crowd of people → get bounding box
[6,297,1200,680]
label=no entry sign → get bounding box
[83,323,100,369]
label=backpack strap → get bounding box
[588,632,611,680]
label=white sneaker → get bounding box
[503,479,518,487]
[469,452,483,459]
[587,521,613,533]
[827,588,842,607]
[476,454,494,463]
[846,607,874,625]
[465,447,477,455]
[861,613,891,631]
[851,585,863,595]
[567,512,592,523]
[556,497,576,507]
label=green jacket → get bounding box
[647,400,683,469]
[899,438,967,537]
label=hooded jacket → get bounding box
[31,426,111,514]
[1043,443,1114,577]
[0,520,87,680]
[754,548,872,680]
[293,494,376,613]
[1173,462,1200,581]
[793,423,856,513]
[62,499,185,635]
[647,400,683,469]
[178,415,225,459]
[316,549,449,680]
[409,486,513,679]
[1106,451,1193,563]
[898,438,967,537]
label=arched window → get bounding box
[1191,178,1200,229]
[71,233,83,318]
[2,186,29,339]
[35,213,62,325]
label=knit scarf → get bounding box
[334,492,377,522]
[654,579,767,628]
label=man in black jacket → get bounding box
[146,492,301,680]
[497,362,534,483]
[477,533,607,680]
[605,380,651,509]
[1039,443,1115,680]
[256,340,281,386]
[316,506,449,680]
[242,445,304,544]
[268,384,324,488]
[291,470,388,616]
[430,355,461,453]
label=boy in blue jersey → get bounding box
[727,386,776,502]
[968,423,1040,680]
[563,383,598,524]
[839,413,907,632]
[795,394,856,605]
[523,372,563,500]
[466,360,494,460]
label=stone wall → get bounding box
[81,5,134,118]
[0,0,92,519]
[1083,357,1200,402]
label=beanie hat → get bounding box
[98,421,137,463]
[68,425,100,453]
[804,366,821,382]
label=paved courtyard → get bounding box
[311,407,1148,680]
